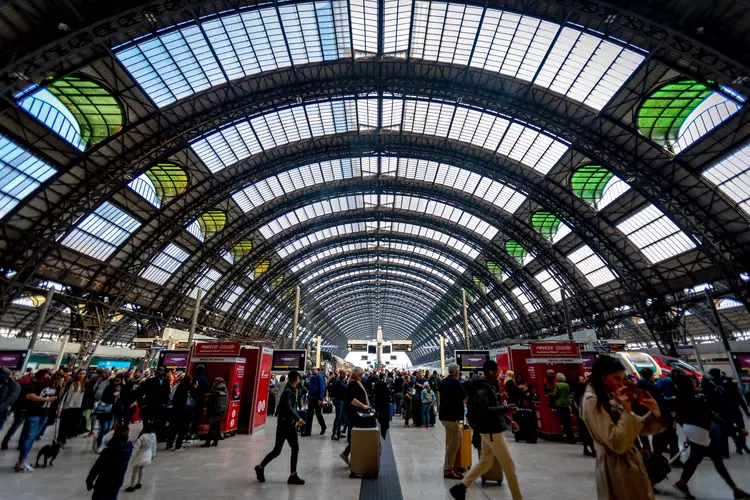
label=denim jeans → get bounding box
[422,403,430,426]
[96,415,113,448]
[332,399,345,436]
[19,415,47,461]
[394,393,403,415]
[0,409,8,432]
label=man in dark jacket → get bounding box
[450,360,521,500]
[86,425,133,499]
[0,368,20,431]
[302,367,326,437]
[190,365,210,439]
[135,366,170,436]
[255,371,306,485]
[329,370,348,440]
[201,377,228,448]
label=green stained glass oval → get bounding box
[47,75,124,147]
[197,210,226,239]
[230,240,253,261]
[636,80,712,147]
[571,165,614,207]
[505,240,527,264]
[531,211,562,240]
[487,262,503,280]
[145,163,188,202]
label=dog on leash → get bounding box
[36,440,62,467]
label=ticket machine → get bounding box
[187,342,245,436]
[237,347,273,434]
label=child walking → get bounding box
[86,425,133,500]
[125,421,157,492]
[421,384,435,429]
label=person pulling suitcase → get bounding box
[255,371,306,485]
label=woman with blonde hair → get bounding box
[339,366,372,465]
[57,368,87,445]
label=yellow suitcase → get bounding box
[454,424,473,470]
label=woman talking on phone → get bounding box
[581,355,665,500]
[671,374,749,499]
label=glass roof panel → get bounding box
[191,97,568,174]
[219,285,245,312]
[60,202,141,261]
[702,142,750,217]
[512,286,538,313]
[533,269,563,302]
[196,210,227,239]
[615,204,697,264]
[190,267,222,298]
[140,243,190,285]
[566,243,617,287]
[0,134,57,218]
[494,298,518,321]
[239,297,261,320]
[410,1,483,66]
[17,86,85,151]
[531,211,572,243]
[300,255,455,284]
[259,194,497,240]
[534,27,645,111]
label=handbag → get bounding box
[186,393,195,408]
[93,402,113,414]
[356,411,377,429]
[640,449,671,485]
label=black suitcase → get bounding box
[513,408,537,443]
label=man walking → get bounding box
[440,364,467,479]
[0,368,20,431]
[255,370,306,485]
[330,370,347,440]
[450,360,522,500]
[302,367,326,436]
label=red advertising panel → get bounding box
[194,342,241,357]
[250,348,273,432]
[732,352,750,383]
[530,342,580,358]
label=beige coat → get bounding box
[581,387,665,500]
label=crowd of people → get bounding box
[0,363,230,498]
[1,357,749,499]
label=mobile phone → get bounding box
[623,386,649,404]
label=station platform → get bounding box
[1,412,748,499]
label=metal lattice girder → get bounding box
[2,65,748,324]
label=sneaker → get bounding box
[673,482,696,499]
[14,463,34,473]
[95,447,103,454]
[339,451,350,466]
[449,483,467,500]
[287,473,305,485]
[255,465,265,483]
[734,490,750,499]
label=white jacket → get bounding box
[131,433,157,467]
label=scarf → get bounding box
[606,391,624,424]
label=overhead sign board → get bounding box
[455,350,490,371]
[530,342,580,358]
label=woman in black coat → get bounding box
[166,375,193,450]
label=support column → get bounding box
[315,335,322,368]
[561,287,573,340]
[187,288,202,353]
[22,288,54,371]
[439,336,445,376]
[291,286,301,349]
[461,289,470,349]
[53,334,69,370]
[305,343,311,371]
[704,289,742,383]
[685,332,706,375]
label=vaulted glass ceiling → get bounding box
[1,0,748,358]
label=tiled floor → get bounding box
[1,412,748,499]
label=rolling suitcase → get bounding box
[513,408,537,443]
[296,409,308,435]
[349,428,380,478]
[454,424,473,471]
[481,455,504,485]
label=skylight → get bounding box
[219,285,245,312]
[0,134,57,218]
[190,97,569,174]
[533,269,564,302]
[494,298,518,321]
[140,243,190,285]
[702,142,750,217]
[512,286,538,313]
[566,244,617,287]
[60,202,141,261]
[616,204,697,264]
[189,267,222,298]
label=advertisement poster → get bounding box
[732,352,750,383]
[0,351,27,369]
[251,348,274,432]
[530,342,579,357]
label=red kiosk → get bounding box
[526,342,584,438]
[187,342,245,436]
[237,347,273,434]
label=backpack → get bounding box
[213,391,228,415]
[466,380,499,429]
